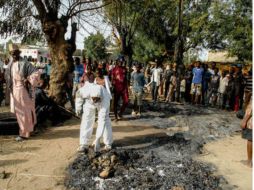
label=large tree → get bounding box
[132,32,164,63]
[103,0,149,65]
[84,31,108,61]
[181,0,252,62]
[0,0,107,105]
[208,0,252,62]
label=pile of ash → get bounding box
[129,102,240,141]
[65,136,226,190]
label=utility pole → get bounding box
[175,0,184,102]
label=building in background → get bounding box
[20,45,50,63]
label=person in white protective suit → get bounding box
[76,82,113,153]
[94,69,113,151]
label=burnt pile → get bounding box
[66,136,225,190]
[130,102,240,141]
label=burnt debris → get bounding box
[66,103,239,190]
[65,136,224,190]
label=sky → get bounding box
[0,18,112,50]
[0,2,208,61]
[66,19,112,50]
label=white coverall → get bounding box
[76,82,113,149]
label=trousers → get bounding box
[94,106,113,147]
[79,105,96,146]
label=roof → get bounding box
[207,51,237,63]
[149,61,156,65]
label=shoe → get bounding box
[114,118,119,122]
[117,114,123,120]
[136,112,141,118]
[15,136,28,142]
[92,139,100,153]
[77,145,89,153]
[131,111,136,117]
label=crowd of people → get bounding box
[0,46,252,162]
[2,53,252,116]
[144,61,252,112]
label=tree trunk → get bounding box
[175,0,184,102]
[42,19,77,105]
[120,34,133,67]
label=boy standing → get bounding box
[191,61,204,104]
[131,63,146,118]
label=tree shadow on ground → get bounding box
[1,147,41,156]
[33,128,80,140]
[0,159,28,167]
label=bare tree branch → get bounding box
[66,0,100,17]
[32,0,47,18]
[79,22,93,35]
[69,2,110,18]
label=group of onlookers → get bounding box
[144,61,252,112]
[1,56,252,117]
[0,49,252,164]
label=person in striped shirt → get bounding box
[244,68,252,109]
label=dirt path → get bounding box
[198,134,252,190]
[0,118,252,190]
[0,119,166,190]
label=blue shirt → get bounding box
[73,64,84,83]
[45,64,51,76]
[192,67,204,84]
[131,72,146,93]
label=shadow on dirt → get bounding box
[0,159,28,167]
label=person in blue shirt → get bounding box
[201,64,212,105]
[45,59,52,88]
[130,63,146,118]
[191,61,204,104]
[72,57,84,98]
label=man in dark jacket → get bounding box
[163,64,173,100]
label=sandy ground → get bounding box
[198,134,252,190]
[0,119,166,190]
[0,118,252,190]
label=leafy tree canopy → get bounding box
[84,32,108,61]
[132,32,165,63]
[130,0,251,62]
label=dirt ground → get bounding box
[0,119,166,190]
[0,118,252,190]
[198,134,252,190]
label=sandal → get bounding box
[15,136,28,142]
[92,140,100,153]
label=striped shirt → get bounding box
[244,75,252,91]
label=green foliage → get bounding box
[73,49,83,57]
[21,35,43,46]
[84,32,108,61]
[132,32,164,63]
[6,39,13,53]
[186,0,252,61]
[103,0,150,58]
[226,0,252,61]
[131,0,252,62]
[137,0,178,55]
